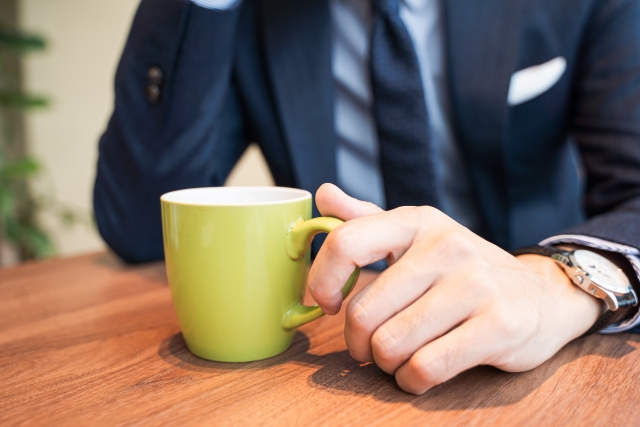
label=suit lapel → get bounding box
[261,0,336,194]
[444,0,524,248]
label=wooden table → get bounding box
[1,253,639,426]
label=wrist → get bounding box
[556,244,640,332]
[516,254,603,340]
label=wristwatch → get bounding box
[513,246,638,335]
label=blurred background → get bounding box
[0,0,274,267]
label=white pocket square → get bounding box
[507,56,566,106]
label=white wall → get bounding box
[19,0,273,258]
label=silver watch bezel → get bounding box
[552,250,636,311]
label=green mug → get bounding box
[161,186,360,362]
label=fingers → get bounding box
[369,278,476,374]
[315,183,384,220]
[343,242,458,362]
[308,207,423,314]
[395,317,494,395]
[341,228,483,364]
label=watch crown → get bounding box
[573,275,584,285]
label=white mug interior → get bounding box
[160,186,311,206]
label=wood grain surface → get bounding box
[1,252,639,426]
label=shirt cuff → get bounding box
[539,234,640,333]
[191,0,241,10]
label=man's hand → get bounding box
[309,184,603,395]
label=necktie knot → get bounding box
[373,0,399,15]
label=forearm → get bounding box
[94,1,246,262]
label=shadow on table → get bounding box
[158,330,317,372]
[306,334,639,411]
[158,330,639,411]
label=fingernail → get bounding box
[319,305,337,316]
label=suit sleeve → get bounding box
[93,0,249,263]
[565,0,640,246]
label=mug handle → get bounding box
[281,217,361,330]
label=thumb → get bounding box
[315,183,384,220]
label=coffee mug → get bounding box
[161,186,360,362]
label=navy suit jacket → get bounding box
[94,0,640,263]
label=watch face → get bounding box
[572,250,630,293]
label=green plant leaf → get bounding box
[0,187,15,219]
[5,220,55,258]
[20,224,55,258]
[0,92,49,109]
[0,28,46,52]
[0,157,40,179]
[0,26,54,262]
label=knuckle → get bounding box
[436,231,475,257]
[347,349,362,362]
[409,357,445,387]
[371,326,401,364]
[346,297,372,333]
[395,205,422,221]
[390,206,424,236]
[416,205,454,230]
[485,307,521,338]
[346,343,372,363]
[325,225,354,259]
[493,351,519,370]
[306,277,338,306]
[416,205,440,222]
[442,343,465,374]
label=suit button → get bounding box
[147,66,164,86]
[145,84,161,104]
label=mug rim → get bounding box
[160,186,311,207]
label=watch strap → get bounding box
[513,245,625,336]
[580,309,637,337]
[581,310,616,336]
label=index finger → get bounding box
[308,206,424,314]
